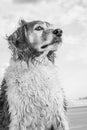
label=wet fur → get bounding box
[0,20,69,130]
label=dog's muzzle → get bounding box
[41,28,62,49]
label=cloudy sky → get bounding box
[0,0,87,99]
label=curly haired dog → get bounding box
[0,20,69,130]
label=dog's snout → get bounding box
[53,29,63,37]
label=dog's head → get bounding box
[8,20,62,64]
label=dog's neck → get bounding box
[11,50,56,67]
[6,56,55,81]
[10,56,52,69]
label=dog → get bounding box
[0,20,69,130]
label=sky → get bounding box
[0,0,87,99]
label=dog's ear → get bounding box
[7,20,30,61]
[8,22,28,52]
[19,19,27,26]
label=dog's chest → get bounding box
[4,62,63,130]
[5,62,60,106]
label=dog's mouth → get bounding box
[41,37,62,49]
[41,44,49,49]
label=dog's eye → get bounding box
[35,26,44,31]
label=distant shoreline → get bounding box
[68,105,87,109]
[67,99,87,108]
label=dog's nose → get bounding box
[53,29,63,37]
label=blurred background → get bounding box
[0,0,87,105]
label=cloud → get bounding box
[63,36,80,45]
[14,0,40,3]
[66,46,87,62]
[13,0,54,3]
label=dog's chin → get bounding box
[46,39,62,63]
[40,38,62,53]
[32,37,62,62]
[41,37,62,50]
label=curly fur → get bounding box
[0,20,69,130]
[0,79,11,130]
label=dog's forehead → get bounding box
[27,21,53,28]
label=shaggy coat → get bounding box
[0,20,69,130]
